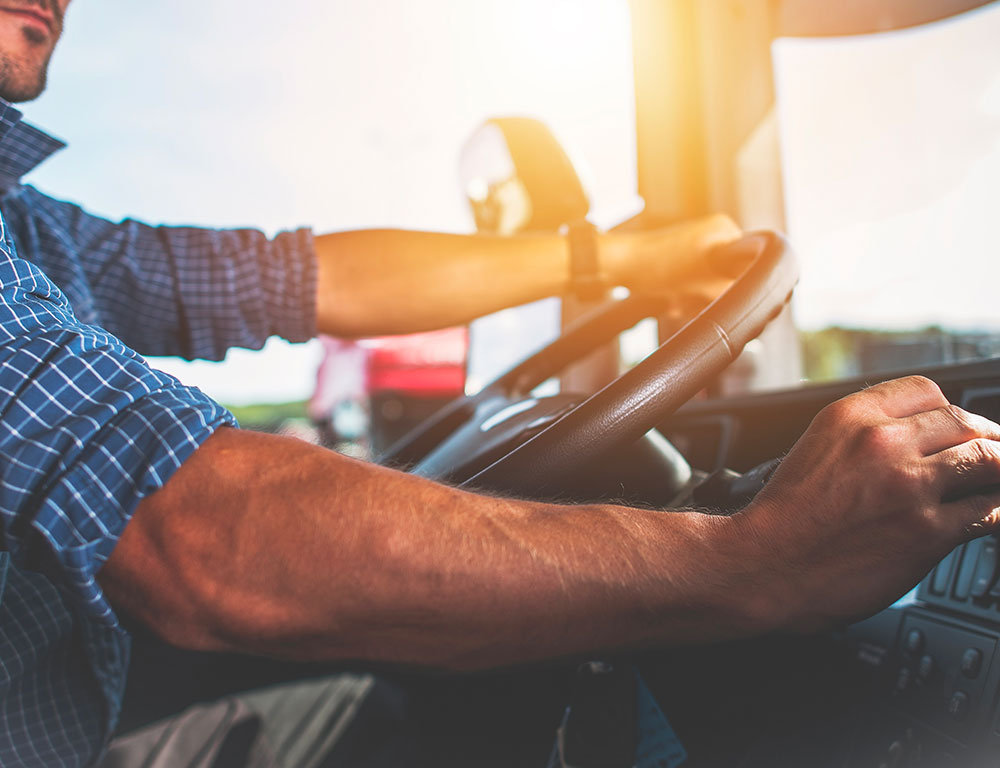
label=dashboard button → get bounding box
[896,667,913,693]
[905,629,924,654]
[886,740,904,768]
[954,540,983,601]
[947,690,970,722]
[931,548,959,595]
[960,648,982,679]
[918,654,935,680]
[970,538,998,598]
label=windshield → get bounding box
[773,2,1000,383]
[27,0,1000,435]
[28,0,637,409]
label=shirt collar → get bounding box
[0,98,67,192]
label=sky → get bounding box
[23,0,637,404]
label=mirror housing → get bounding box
[459,117,590,234]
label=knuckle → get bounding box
[883,461,921,497]
[713,213,739,234]
[816,396,858,426]
[906,505,946,539]
[943,404,978,438]
[951,440,995,481]
[980,507,1000,532]
[855,422,898,455]
[904,375,942,396]
[969,438,1000,467]
[962,501,1000,539]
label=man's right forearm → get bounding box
[98,427,767,670]
[98,377,1000,670]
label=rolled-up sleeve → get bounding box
[0,242,235,627]
[11,186,318,360]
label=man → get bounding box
[2,1,1000,767]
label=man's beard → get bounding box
[0,48,51,102]
[0,0,62,102]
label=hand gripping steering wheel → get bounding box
[378,231,798,501]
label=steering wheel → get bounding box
[378,231,798,501]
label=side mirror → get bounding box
[459,117,590,234]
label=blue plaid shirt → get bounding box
[0,101,317,767]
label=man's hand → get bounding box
[731,375,1000,633]
[601,213,744,310]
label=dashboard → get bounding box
[657,361,1000,768]
[845,534,1000,766]
[856,386,1000,767]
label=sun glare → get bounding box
[30,0,637,405]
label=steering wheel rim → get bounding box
[376,292,668,470]
[462,231,798,498]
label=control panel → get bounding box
[919,536,1000,624]
[846,533,1000,766]
[848,607,1000,767]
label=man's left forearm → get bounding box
[314,228,569,338]
[312,216,741,338]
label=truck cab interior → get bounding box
[120,1,1000,766]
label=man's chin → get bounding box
[0,61,48,103]
[0,87,43,104]
[0,83,45,102]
